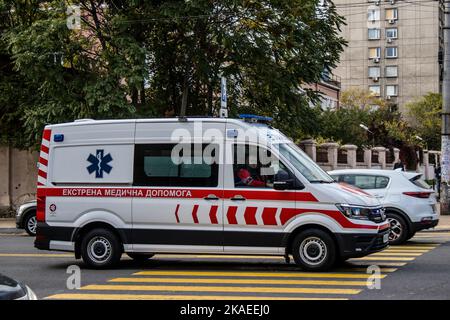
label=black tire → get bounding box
[387,212,409,245]
[127,253,154,262]
[292,229,336,272]
[80,228,122,269]
[23,212,37,236]
[405,231,416,241]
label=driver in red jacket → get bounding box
[237,163,267,187]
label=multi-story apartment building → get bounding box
[333,0,444,113]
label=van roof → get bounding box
[46,117,255,128]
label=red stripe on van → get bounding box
[223,190,317,202]
[40,144,49,154]
[339,183,372,197]
[42,129,51,141]
[243,207,258,225]
[192,205,199,224]
[209,206,219,224]
[262,207,278,226]
[227,206,238,224]
[38,169,47,179]
[36,188,46,223]
[279,208,378,229]
[39,157,48,166]
[174,204,180,223]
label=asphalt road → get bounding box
[0,231,449,300]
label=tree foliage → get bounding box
[0,0,346,149]
[317,89,405,148]
[406,92,441,150]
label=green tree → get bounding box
[406,93,442,150]
[0,0,346,149]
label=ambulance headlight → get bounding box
[336,204,370,220]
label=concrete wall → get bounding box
[0,146,38,216]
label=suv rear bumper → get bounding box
[412,219,439,233]
[335,229,390,259]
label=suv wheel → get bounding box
[387,213,408,245]
[292,229,336,271]
[24,212,37,236]
[81,228,122,269]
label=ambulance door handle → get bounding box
[204,194,220,201]
[230,195,246,201]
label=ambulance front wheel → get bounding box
[81,228,122,269]
[292,229,336,272]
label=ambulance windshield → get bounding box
[278,143,335,183]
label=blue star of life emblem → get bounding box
[87,149,113,178]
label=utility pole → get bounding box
[441,0,450,215]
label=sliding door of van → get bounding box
[132,120,225,253]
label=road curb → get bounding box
[0,228,26,235]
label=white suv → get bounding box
[329,169,439,245]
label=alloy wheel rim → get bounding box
[27,216,37,234]
[388,217,403,241]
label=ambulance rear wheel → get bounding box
[292,229,336,272]
[127,253,154,262]
[81,228,122,269]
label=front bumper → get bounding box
[335,229,390,259]
[15,211,23,229]
[412,219,439,233]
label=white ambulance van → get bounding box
[35,115,390,271]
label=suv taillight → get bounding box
[403,191,432,199]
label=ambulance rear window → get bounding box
[134,144,219,187]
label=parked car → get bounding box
[0,273,37,300]
[329,169,439,245]
[16,200,37,236]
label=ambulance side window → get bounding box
[134,144,219,187]
[233,144,294,189]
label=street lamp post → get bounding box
[359,123,375,147]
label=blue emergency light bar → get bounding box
[238,114,273,123]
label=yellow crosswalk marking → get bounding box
[109,277,369,286]
[134,270,385,279]
[385,249,429,253]
[80,284,362,295]
[395,245,437,249]
[46,293,348,300]
[369,252,423,256]
[350,256,414,261]
[346,262,407,266]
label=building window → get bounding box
[386,28,398,39]
[368,9,380,21]
[369,66,381,78]
[386,8,398,21]
[369,85,381,96]
[369,47,381,59]
[386,47,398,58]
[368,28,381,40]
[386,85,398,97]
[385,66,398,77]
